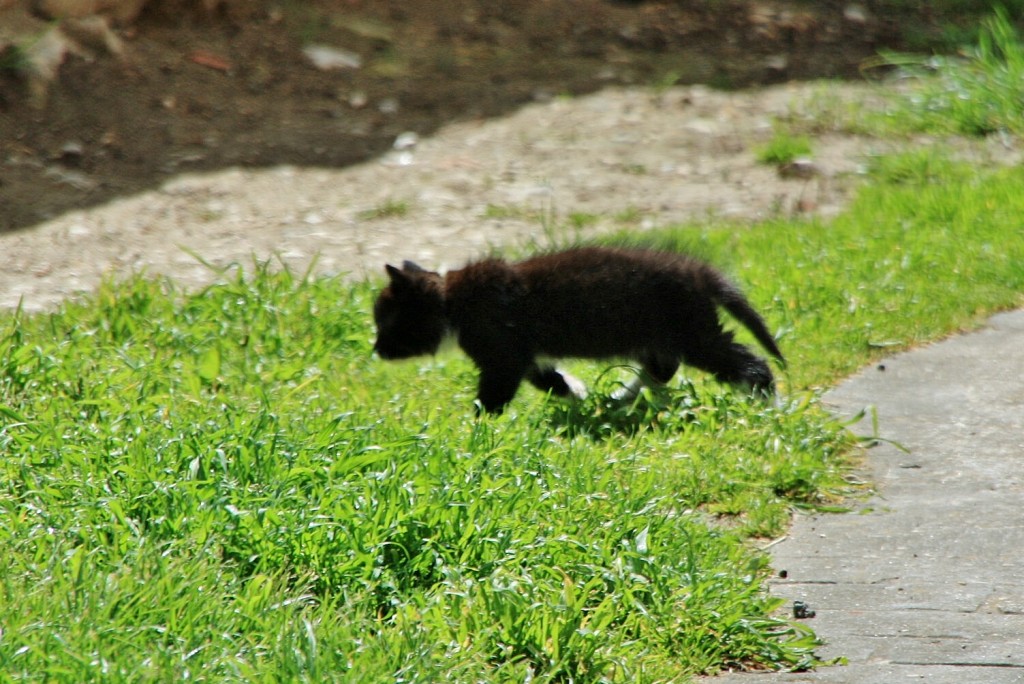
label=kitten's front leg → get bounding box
[476,366,528,414]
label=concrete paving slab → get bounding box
[715,664,1024,684]
[705,310,1024,683]
[766,581,998,613]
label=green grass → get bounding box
[870,9,1024,136]
[0,261,841,682]
[755,132,813,166]
[3,156,1023,681]
[788,9,1024,139]
[5,20,1024,680]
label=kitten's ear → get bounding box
[385,261,437,293]
[385,263,418,292]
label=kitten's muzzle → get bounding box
[373,341,395,360]
[373,339,414,360]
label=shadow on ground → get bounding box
[1,0,947,232]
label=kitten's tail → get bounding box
[713,278,786,366]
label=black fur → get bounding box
[373,246,784,414]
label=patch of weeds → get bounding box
[778,81,958,140]
[870,8,1024,136]
[756,131,813,165]
[613,205,644,226]
[768,83,882,137]
[620,162,649,175]
[358,198,411,220]
[864,147,969,184]
[481,202,537,221]
[650,68,683,94]
[771,10,1024,139]
[567,211,599,230]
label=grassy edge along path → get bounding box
[2,149,1023,682]
[623,155,1024,390]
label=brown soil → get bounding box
[1,0,917,232]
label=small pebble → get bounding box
[793,601,816,619]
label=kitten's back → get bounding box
[508,248,713,355]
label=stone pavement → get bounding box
[709,309,1024,684]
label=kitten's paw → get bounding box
[610,377,644,402]
[560,371,589,400]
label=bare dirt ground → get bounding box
[0,1,981,311]
[4,80,895,311]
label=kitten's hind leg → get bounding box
[642,353,680,385]
[611,353,679,401]
[527,365,588,400]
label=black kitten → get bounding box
[373,246,784,414]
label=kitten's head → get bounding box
[373,261,447,360]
